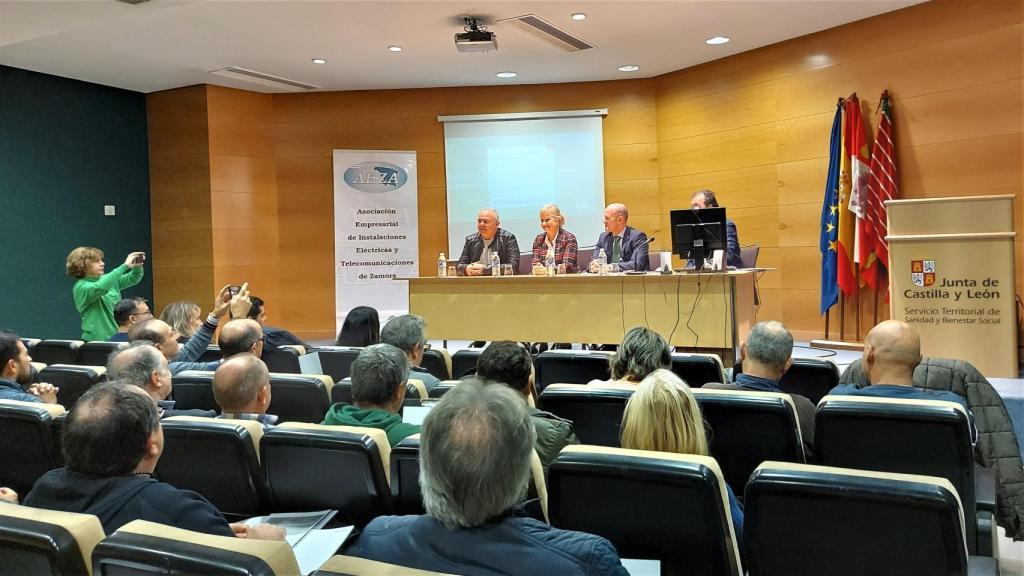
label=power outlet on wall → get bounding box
[104,205,116,216]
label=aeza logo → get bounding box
[344,162,408,193]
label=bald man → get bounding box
[595,203,649,272]
[218,319,265,358]
[829,320,974,431]
[213,353,277,428]
[457,208,520,276]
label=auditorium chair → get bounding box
[40,364,105,408]
[79,341,126,367]
[267,373,332,423]
[427,380,460,398]
[92,520,299,576]
[0,400,66,495]
[314,555,451,576]
[549,446,742,576]
[734,357,839,405]
[450,349,482,379]
[170,370,217,411]
[692,388,805,498]
[0,504,104,576]
[261,423,393,527]
[32,340,83,366]
[537,384,633,447]
[316,346,362,381]
[420,347,452,381]
[261,345,301,374]
[533,350,612,391]
[671,353,726,386]
[21,338,41,358]
[744,462,998,576]
[156,416,269,521]
[814,395,995,556]
[197,346,222,363]
[330,378,427,407]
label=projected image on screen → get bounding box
[444,115,606,260]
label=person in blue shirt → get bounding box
[0,331,58,404]
[829,320,975,440]
[620,368,745,557]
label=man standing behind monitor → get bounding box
[691,189,742,268]
[595,203,649,272]
[457,208,520,276]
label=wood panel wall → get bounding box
[148,0,1023,343]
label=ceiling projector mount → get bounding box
[455,17,497,53]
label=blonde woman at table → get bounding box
[530,204,579,274]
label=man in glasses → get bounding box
[108,297,152,342]
[381,314,440,392]
[218,319,266,359]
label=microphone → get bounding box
[647,236,656,244]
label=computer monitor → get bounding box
[670,207,727,266]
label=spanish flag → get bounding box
[836,98,856,296]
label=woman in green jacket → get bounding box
[66,246,146,341]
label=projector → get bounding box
[455,30,497,52]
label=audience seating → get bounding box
[420,348,452,381]
[79,341,127,367]
[449,349,481,379]
[0,400,66,495]
[314,555,451,576]
[21,338,41,358]
[549,446,742,576]
[330,378,426,408]
[815,395,994,556]
[156,416,269,521]
[32,340,84,366]
[92,519,299,576]
[261,346,301,374]
[390,434,424,515]
[406,379,428,401]
[315,347,362,382]
[692,388,805,498]
[30,362,46,383]
[537,384,633,447]
[671,352,726,386]
[427,380,459,399]
[734,357,838,405]
[261,422,393,527]
[197,346,222,363]
[267,373,332,423]
[744,462,998,576]
[0,504,104,576]
[170,370,217,411]
[40,364,105,408]
[533,350,612,391]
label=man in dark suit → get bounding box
[457,208,520,276]
[594,203,649,272]
[691,189,742,268]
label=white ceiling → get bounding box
[0,0,923,94]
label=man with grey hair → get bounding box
[322,343,419,447]
[212,353,277,428]
[705,320,815,456]
[381,314,440,391]
[106,342,216,418]
[353,379,628,575]
[457,208,521,276]
[590,327,671,386]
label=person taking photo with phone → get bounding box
[66,247,146,341]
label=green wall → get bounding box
[0,65,151,339]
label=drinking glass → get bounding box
[502,264,514,276]
[556,263,567,275]
[447,264,457,277]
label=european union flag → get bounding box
[820,98,844,315]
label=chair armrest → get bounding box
[974,464,996,514]
[967,556,998,576]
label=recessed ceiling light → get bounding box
[388,45,403,52]
[496,71,518,78]
[571,13,587,21]
[617,65,639,72]
[705,36,730,45]
[311,58,327,64]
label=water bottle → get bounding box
[490,252,501,276]
[437,252,446,277]
[595,248,608,275]
[545,246,556,276]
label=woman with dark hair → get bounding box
[66,246,146,341]
[336,306,380,347]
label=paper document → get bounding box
[298,352,324,375]
[243,510,352,575]
[402,405,433,425]
[620,558,660,576]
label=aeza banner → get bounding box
[333,150,418,330]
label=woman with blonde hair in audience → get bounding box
[66,246,146,341]
[161,301,203,342]
[590,326,671,387]
[621,368,744,544]
[530,204,579,274]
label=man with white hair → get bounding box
[353,379,628,575]
[456,208,520,276]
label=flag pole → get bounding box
[824,308,831,339]
[855,267,862,340]
[839,294,846,341]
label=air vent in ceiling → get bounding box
[209,67,319,92]
[115,0,152,5]
[497,14,594,52]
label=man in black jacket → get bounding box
[24,383,281,539]
[457,208,520,275]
